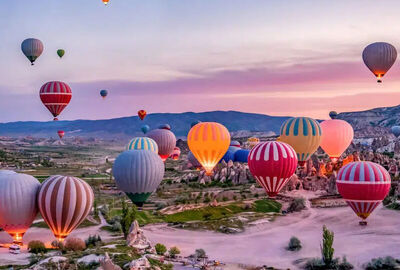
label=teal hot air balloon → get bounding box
[126,137,158,154]
[113,150,165,206]
[21,38,44,65]
[141,125,150,134]
[100,89,108,99]
[392,126,400,137]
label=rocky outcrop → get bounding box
[127,220,152,253]
[100,253,122,270]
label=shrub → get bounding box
[169,246,181,258]
[287,236,302,251]
[155,243,167,255]
[120,201,137,239]
[64,237,86,251]
[321,225,334,265]
[28,240,47,254]
[365,256,400,270]
[288,197,306,212]
[195,248,206,258]
[202,212,212,220]
[112,221,122,232]
[85,235,102,248]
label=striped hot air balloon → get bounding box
[337,161,391,225]
[230,141,241,148]
[37,176,94,241]
[362,42,397,83]
[320,119,354,162]
[138,110,147,120]
[147,128,176,161]
[113,150,164,206]
[187,122,230,175]
[170,147,181,160]
[40,81,72,121]
[279,117,322,166]
[0,171,40,243]
[126,137,158,154]
[21,38,44,65]
[248,141,297,197]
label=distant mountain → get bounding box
[337,104,400,138]
[0,111,290,139]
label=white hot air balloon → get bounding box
[21,38,44,65]
[362,42,397,83]
[0,170,40,243]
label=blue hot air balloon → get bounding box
[100,89,108,99]
[113,150,165,206]
[141,125,150,134]
[220,146,240,163]
[392,126,400,137]
[234,149,250,163]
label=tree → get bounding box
[120,200,137,238]
[169,246,181,258]
[93,200,98,219]
[321,225,335,266]
[195,248,206,259]
[155,243,167,255]
[287,236,302,251]
[28,240,47,254]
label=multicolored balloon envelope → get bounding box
[337,161,391,223]
[279,117,322,166]
[57,49,65,58]
[113,150,164,206]
[362,42,397,83]
[21,38,43,65]
[0,171,40,243]
[102,0,110,5]
[138,110,147,120]
[37,175,94,241]
[187,122,230,175]
[40,81,72,121]
[320,119,354,161]
[248,141,298,197]
[147,128,176,161]
[230,141,241,148]
[126,137,158,154]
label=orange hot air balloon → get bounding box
[187,122,230,175]
[102,0,110,5]
[138,110,147,120]
[320,119,354,162]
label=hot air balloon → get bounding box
[170,147,181,160]
[188,122,230,175]
[57,49,65,58]
[21,38,43,65]
[58,130,65,139]
[337,161,391,225]
[126,137,158,154]
[100,89,108,99]
[234,149,250,163]
[141,125,150,134]
[37,175,94,241]
[158,124,171,130]
[320,119,354,162]
[279,117,322,166]
[113,150,164,206]
[191,120,201,128]
[247,137,260,149]
[40,81,72,121]
[102,0,110,5]
[329,111,338,119]
[147,128,176,161]
[391,126,400,138]
[230,141,241,148]
[138,110,147,120]
[362,42,397,83]
[0,171,40,243]
[188,151,202,169]
[248,141,297,197]
[220,147,238,163]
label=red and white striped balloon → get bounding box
[39,81,72,121]
[337,161,391,221]
[248,141,298,197]
[37,175,94,241]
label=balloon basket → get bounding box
[359,221,367,226]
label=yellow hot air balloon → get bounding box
[247,137,259,149]
[188,122,230,175]
[279,117,322,166]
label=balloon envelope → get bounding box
[58,130,65,139]
[37,175,94,241]
[147,128,176,161]
[320,119,354,161]
[234,149,250,163]
[102,0,110,4]
[247,137,260,149]
[21,38,43,65]
[100,89,108,98]
[113,150,164,206]
[279,117,322,166]
[40,81,72,120]
[57,49,65,58]
[248,141,298,197]
[0,171,40,243]
[391,126,400,137]
[170,147,181,160]
[141,125,150,134]
[158,124,171,130]
[362,42,397,82]
[188,122,230,175]
[220,146,238,163]
[337,161,390,221]
[138,110,147,120]
[230,141,241,148]
[329,111,338,119]
[126,137,158,154]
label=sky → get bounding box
[2,0,400,122]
